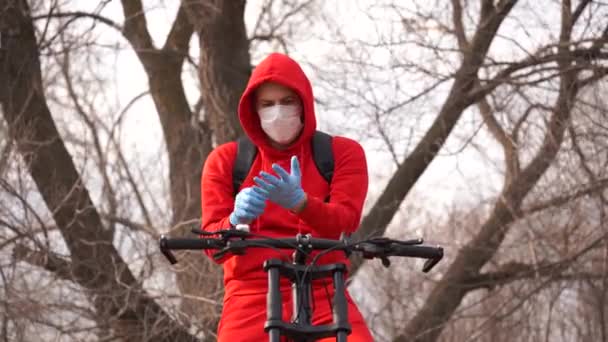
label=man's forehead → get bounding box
[256,82,297,97]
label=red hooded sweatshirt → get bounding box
[200,53,369,300]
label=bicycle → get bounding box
[159,225,443,342]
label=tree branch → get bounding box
[568,116,608,202]
[465,262,606,291]
[523,178,608,215]
[352,0,519,273]
[112,140,156,228]
[578,66,608,89]
[469,40,608,102]
[120,0,156,67]
[465,233,608,290]
[451,0,468,50]
[58,35,119,237]
[477,94,520,185]
[572,0,593,25]
[13,244,73,281]
[32,11,122,32]
[162,2,194,60]
[101,214,157,238]
[452,1,520,185]
[0,139,13,177]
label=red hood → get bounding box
[238,53,316,158]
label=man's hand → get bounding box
[254,156,306,210]
[229,186,269,225]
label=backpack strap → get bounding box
[311,131,334,202]
[233,135,257,196]
[311,131,334,184]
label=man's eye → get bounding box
[281,98,294,105]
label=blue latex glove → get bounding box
[229,186,269,225]
[254,156,305,210]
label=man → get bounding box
[200,52,373,341]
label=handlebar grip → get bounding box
[392,245,444,259]
[392,245,444,272]
[160,238,225,250]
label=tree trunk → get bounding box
[0,1,197,340]
[185,0,251,144]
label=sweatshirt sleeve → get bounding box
[200,142,237,262]
[296,136,368,237]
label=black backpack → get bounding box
[232,131,334,200]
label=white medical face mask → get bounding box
[258,104,303,144]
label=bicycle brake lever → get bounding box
[360,242,383,259]
[381,256,391,268]
[192,228,251,240]
[213,248,229,261]
[213,243,242,260]
[363,239,395,267]
[367,237,392,245]
[222,229,250,239]
[422,258,440,273]
[395,238,424,246]
[368,237,423,246]
[212,239,249,261]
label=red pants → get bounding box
[217,286,373,341]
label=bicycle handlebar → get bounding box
[160,238,225,250]
[160,228,444,273]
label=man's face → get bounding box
[254,82,304,148]
[255,82,302,112]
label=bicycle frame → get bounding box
[264,234,350,342]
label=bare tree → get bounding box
[1,0,325,339]
[1,0,197,339]
[2,0,608,341]
[311,0,608,340]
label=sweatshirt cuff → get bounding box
[294,194,323,226]
[204,216,233,263]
